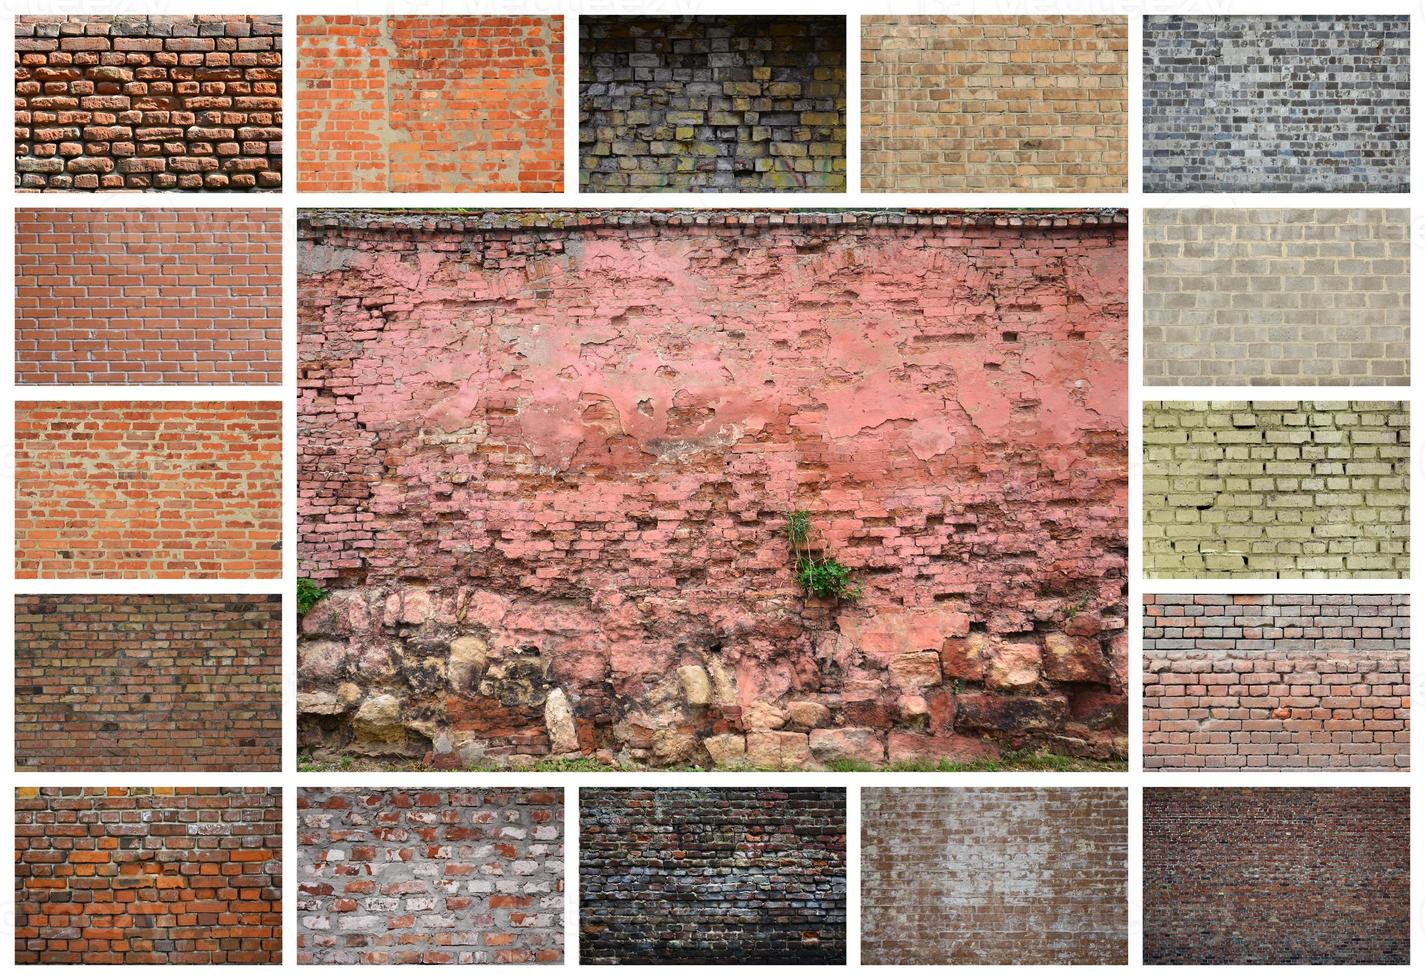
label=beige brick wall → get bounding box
[861,16,1128,192]
[1143,402,1410,579]
[1145,209,1411,386]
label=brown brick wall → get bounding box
[15,208,282,385]
[15,787,283,964]
[15,594,282,771]
[15,401,283,579]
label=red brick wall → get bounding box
[15,15,282,192]
[296,209,1128,769]
[296,16,563,192]
[15,594,282,771]
[15,209,282,384]
[15,787,283,964]
[15,401,283,579]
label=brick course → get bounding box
[15,401,283,579]
[580,788,845,964]
[1144,209,1410,386]
[1143,16,1410,193]
[1143,593,1409,770]
[580,16,846,192]
[296,209,1128,769]
[297,16,562,192]
[15,786,282,964]
[297,788,563,964]
[862,16,1128,192]
[15,208,282,385]
[1143,401,1409,578]
[861,787,1127,964]
[1143,787,1409,964]
[15,594,282,771]
[16,15,282,192]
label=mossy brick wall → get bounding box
[295,209,1129,770]
[580,16,846,192]
[579,788,846,964]
[862,787,1126,965]
[297,788,563,965]
[15,401,283,579]
[1143,593,1409,770]
[1143,787,1409,964]
[861,16,1128,192]
[1144,209,1410,386]
[15,208,282,385]
[14,594,283,772]
[15,15,282,192]
[1143,401,1409,578]
[15,787,282,965]
[296,16,563,192]
[1142,16,1410,193]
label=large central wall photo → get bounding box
[297,208,1129,770]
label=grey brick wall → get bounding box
[1143,402,1410,579]
[1143,593,1409,771]
[1144,209,1410,386]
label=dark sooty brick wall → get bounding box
[1143,16,1409,193]
[580,788,846,964]
[1143,787,1409,964]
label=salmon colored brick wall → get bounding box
[296,16,563,192]
[14,594,283,771]
[15,787,283,964]
[296,209,1129,770]
[15,401,283,579]
[15,208,282,385]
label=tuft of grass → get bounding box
[785,510,860,601]
[297,578,328,616]
[828,750,1125,773]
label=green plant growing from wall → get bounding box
[786,509,861,602]
[297,577,328,616]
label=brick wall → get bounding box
[1143,787,1409,964]
[580,788,845,964]
[15,208,282,385]
[861,787,1127,964]
[296,209,1128,769]
[15,401,283,579]
[1143,16,1410,192]
[14,594,282,771]
[15,787,282,964]
[1143,401,1409,578]
[1144,209,1410,386]
[16,15,282,192]
[297,788,563,965]
[296,16,563,193]
[1143,594,1409,770]
[580,17,846,192]
[862,16,1128,192]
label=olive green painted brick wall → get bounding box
[1143,402,1409,579]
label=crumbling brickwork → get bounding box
[1143,16,1410,193]
[15,208,282,385]
[297,788,563,965]
[580,17,846,192]
[1144,593,1409,770]
[580,788,845,964]
[861,16,1128,192]
[15,787,282,964]
[297,208,1129,770]
[1143,401,1409,578]
[15,15,282,192]
[296,16,563,192]
[15,594,282,771]
[15,401,283,579]
[1143,787,1409,964]
[861,787,1127,964]
[1144,209,1410,386]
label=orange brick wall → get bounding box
[15,209,282,385]
[14,402,283,579]
[297,16,563,192]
